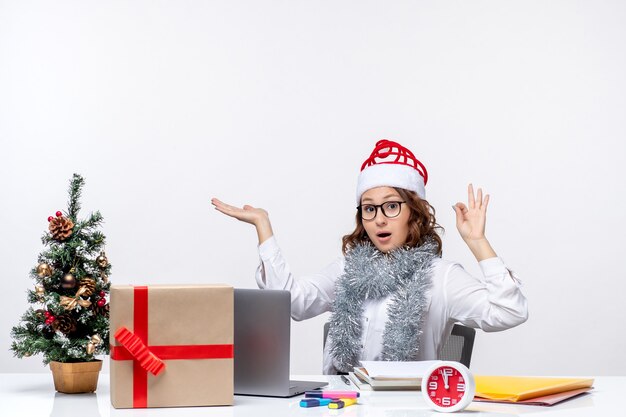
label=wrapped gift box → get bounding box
[110,284,233,408]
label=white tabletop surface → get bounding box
[0,373,619,417]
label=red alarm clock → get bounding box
[421,361,475,413]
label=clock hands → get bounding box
[440,369,450,390]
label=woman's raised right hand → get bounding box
[211,198,274,244]
[211,198,268,226]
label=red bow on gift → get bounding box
[114,327,166,376]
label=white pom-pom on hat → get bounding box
[356,140,428,204]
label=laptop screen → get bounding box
[234,289,292,395]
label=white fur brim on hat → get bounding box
[356,163,425,204]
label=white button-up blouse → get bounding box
[254,236,528,374]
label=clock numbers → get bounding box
[434,397,458,405]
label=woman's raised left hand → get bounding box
[452,184,497,261]
[453,183,489,243]
[452,184,496,262]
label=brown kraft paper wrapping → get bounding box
[110,284,233,408]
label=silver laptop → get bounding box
[234,289,327,397]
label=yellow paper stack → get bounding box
[474,376,594,405]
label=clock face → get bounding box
[424,365,470,409]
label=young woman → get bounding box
[212,140,528,374]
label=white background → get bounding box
[1,0,625,376]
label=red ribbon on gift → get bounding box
[110,286,234,408]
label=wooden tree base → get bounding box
[49,360,102,393]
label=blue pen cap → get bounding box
[300,398,332,408]
[300,399,321,407]
[304,391,323,398]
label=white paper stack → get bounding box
[348,360,441,390]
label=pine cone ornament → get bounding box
[92,302,109,317]
[48,216,74,241]
[79,277,96,296]
[51,314,77,334]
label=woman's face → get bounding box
[360,186,411,253]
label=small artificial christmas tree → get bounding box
[10,174,111,366]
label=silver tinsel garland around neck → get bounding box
[328,238,439,373]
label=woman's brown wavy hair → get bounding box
[341,187,443,256]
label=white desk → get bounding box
[0,374,620,416]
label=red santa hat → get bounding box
[356,140,428,204]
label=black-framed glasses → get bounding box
[357,201,406,220]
